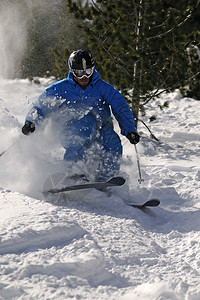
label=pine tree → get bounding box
[66,0,200,122]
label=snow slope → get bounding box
[0,78,200,300]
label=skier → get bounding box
[22,49,140,181]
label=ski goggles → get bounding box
[71,67,94,79]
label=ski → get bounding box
[43,176,126,196]
[126,198,160,209]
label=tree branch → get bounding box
[147,11,192,41]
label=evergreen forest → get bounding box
[2,0,200,120]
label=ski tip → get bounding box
[145,199,160,206]
[108,176,126,186]
[126,198,160,209]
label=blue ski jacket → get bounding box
[25,69,136,163]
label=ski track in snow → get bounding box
[0,79,200,299]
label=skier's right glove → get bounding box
[22,121,35,135]
[127,132,140,144]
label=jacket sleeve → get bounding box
[25,84,62,125]
[102,81,136,136]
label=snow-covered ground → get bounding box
[0,78,200,300]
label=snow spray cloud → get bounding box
[0,1,27,79]
[0,0,64,79]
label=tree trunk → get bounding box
[132,0,145,128]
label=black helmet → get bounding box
[68,49,95,70]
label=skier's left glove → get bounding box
[22,121,35,135]
[127,132,140,144]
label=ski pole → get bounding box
[134,144,144,184]
[0,135,23,157]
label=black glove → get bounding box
[127,132,140,144]
[22,121,35,135]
